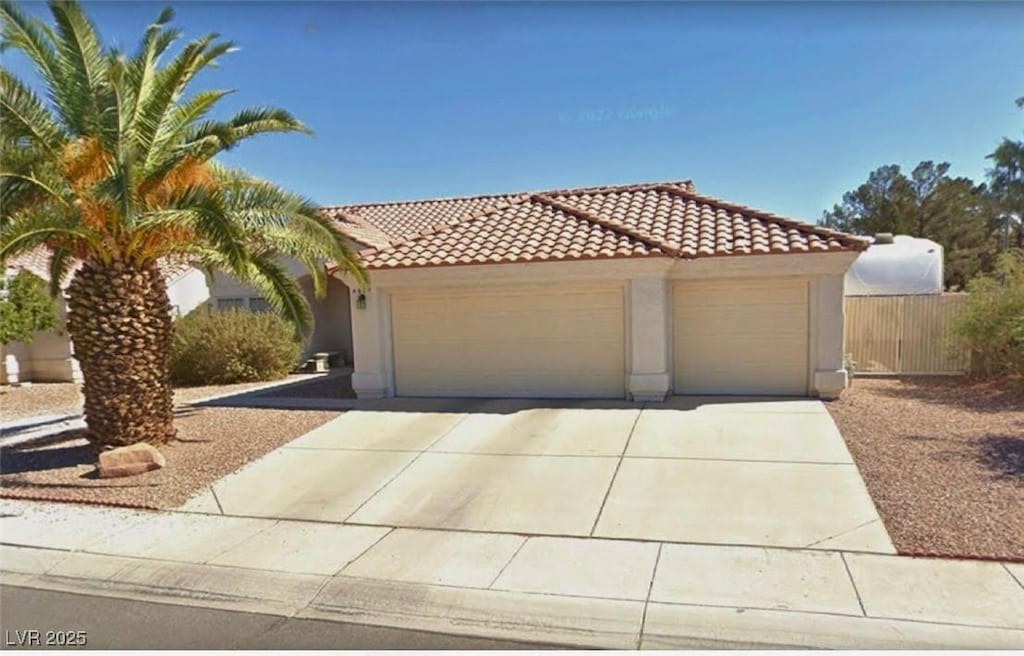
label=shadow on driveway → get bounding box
[196,382,815,415]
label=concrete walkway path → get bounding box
[2,498,1023,648]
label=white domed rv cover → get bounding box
[844,235,944,296]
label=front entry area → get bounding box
[673,279,810,395]
[389,285,626,398]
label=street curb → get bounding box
[2,543,1023,650]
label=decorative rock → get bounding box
[97,443,166,478]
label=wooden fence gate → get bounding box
[843,294,970,375]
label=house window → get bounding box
[248,296,272,313]
[216,297,245,310]
[215,296,271,312]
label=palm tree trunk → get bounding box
[66,260,176,448]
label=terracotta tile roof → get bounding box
[3,246,55,281]
[327,180,869,270]
[3,246,196,288]
[365,195,662,269]
[320,207,394,250]
[322,193,522,249]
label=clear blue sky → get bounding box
[9,1,1024,223]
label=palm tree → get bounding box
[1,1,365,448]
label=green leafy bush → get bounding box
[170,308,302,385]
[0,270,58,345]
[953,250,1024,380]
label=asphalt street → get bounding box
[0,585,561,650]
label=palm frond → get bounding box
[48,0,107,136]
[183,106,310,160]
[0,169,71,213]
[243,253,313,330]
[145,88,234,168]
[213,170,367,287]
[0,0,63,100]
[0,68,65,152]
[3,0,366,310]
[0,209,93,261]
[158,183,248,272]
[135,34,234,164]
[46,244,75,296]
[122,8,181,147]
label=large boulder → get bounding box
[97,443,166,478]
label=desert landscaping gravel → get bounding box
[0,406,339,509]
[828,376,1024,562]
[0,383,83,423]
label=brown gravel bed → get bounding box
[0,383,83,423]
[0,406,339,509]
[254,374,355,400]
[827,377,1024,562]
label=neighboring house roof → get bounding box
[325,180,868,271]
[3,247,197,289]
[3,246,54,281]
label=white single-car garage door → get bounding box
[674,279,809,395]
[391,285,626,398]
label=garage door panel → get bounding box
[674,280,809,395]
[392,286,625,398]
[675,314,807,335]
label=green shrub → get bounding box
[952,249,1024,380]
[170,307,302,385]
[0,270,58,345]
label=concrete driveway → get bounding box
[202,396,894,552]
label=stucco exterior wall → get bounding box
[206,258,311,307]
[2,266,210,384]
[207,258,353,363]
[1,297,80,384]
[299,275,353,362]
[167,268,210,318]
[339,252,858,400]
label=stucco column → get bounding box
[627,277,671,401]
[349,286,393,399]
[813,274,847,399]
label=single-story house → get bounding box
[1,247,210,384]
[212,179,868,400]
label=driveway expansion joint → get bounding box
[840,552,868,617]
[210,486,226,515]
[338,412,473,524]
[335,527,396,577]
[485,536,529,589]
[805,518,883,549]
[1004,564,1024,591]
[588,406,644,537]
[637,542,664,647]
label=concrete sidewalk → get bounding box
[1,499,1022,649]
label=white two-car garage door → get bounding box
[674,279,809,395]
[391,285,626,398]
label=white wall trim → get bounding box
[669,252,858,280]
